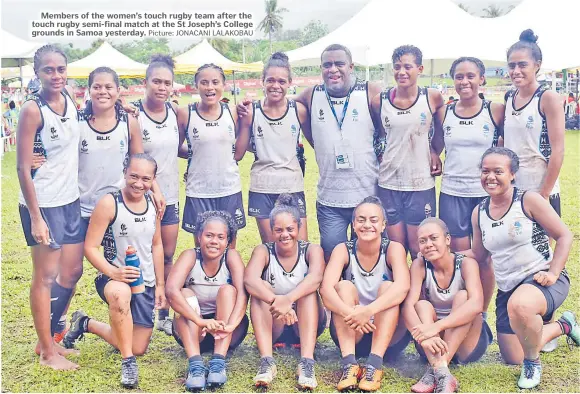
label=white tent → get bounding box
[174,39,262,73]
[1,29,44,67]
[66,42,148,78]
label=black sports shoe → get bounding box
[121,356,139,388]
[62,310,88,349]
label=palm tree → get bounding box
[207,38,229,55]
[482,4,505,18]
[457,3,470,13]
[258,0,288,54]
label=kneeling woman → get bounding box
[64,154,165,389]
[244,194,326,390]
[469,147,579,389]
[166,211,248,391]
[320,197,411,393]
[403,217,490,393]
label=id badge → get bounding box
[334,142,354,169]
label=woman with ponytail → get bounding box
[244,193,325,390]
[235,52,310,242]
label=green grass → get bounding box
[2,133,579,392]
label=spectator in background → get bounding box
[3,100,19,143]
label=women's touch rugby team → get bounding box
[16,28,579,393]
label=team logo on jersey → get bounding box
[143,129,151,142]
[420,112,427,126]
[318,109,325,121]
[234,209,244,225]
[508,221,523,239]
[352,108,359,122]
[483,124,490,138]
[526,116,534,129]
[120,140,125,152]
[50,127,59,141]
[120,223,128,236]
[228,124,234,137]
[256,126,264,138]
[269,273,276,287]
[481,229,486,243]
[424,203,432,218]
[291,124,297,136]
[80,139,89,153]
[174,125,178,134]
[227,276,232,285]
[174,204,179,218]
[187,277,195,286]
[297,198,304,208]
[382,273,389,281]
[444,125,452,137]
[192,127,200,140]
[383,115,391,130]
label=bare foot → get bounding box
[35,341,80,356]
[39,353,79,370]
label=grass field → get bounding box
[1,132,579,393]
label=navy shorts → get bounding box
[316,202,354,257]
[273,301,327,345]
[549,193,561,217]
[439,193,485,237]
[19,199,84,249]
[378,187,436,226]
[415,317,493,364]
[161,203,180,226]
[496,271,570,335]
[95,273,156,329]
[79,217,90,239]
[172,313,249,354]
[182,192,246,233]
[248,191,307,219]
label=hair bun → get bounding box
[150,54,175,69]
[519,29,538,43]
[270,52,289,62]
[275,193,298,208]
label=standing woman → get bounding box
[236,52,310,242]
[134,54,182,335]
[178,64,245,247]
[16,45,83,370]
[468,147,578,389]
[244,194,326,390]
[503,30,565,214]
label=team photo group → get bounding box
[13,26,579,393]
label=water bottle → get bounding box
[125,246,145,294]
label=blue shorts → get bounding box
[439,193,485,237]
[161,203,180,226]
[95,273,156,329]
[182,192,246,233]
[172,313,249,353]
[496,270,570,335]
[549,193,561,217]
[316,202,354,257]
[19,199,84,249]
[248,191,307,219]
[378,187,436,226]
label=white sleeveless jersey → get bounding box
[342,238,393,306]
[379,87,434,191]
[504,86,560,194]
[261,241,310,295]
[310,81,378,207]
[78,108,129,217]
[184,102,241,198]
[478,188,552,292]
[19,91,81,208]
[137,100,180,205]
[441,100,499,197]
[185,248,232,315]
[249,99,304,193]
[102,191,158,287]
[421,254,466,319]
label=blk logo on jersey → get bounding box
[155,124,167,129]
[249,207,260,214]
[97,135,110,141]
[206,122,218,127]
[204,276,218,283]
[459,120,474,126]
[282,271,295,278]
[120,223,128,236]
[397,110,411,115]
[512,110,521,116]
[50,127,59,141]
[60,117,69,123]
[437,288,450,294]
[492,221,504,228]
[268,121,282,126]
[331,100,344,105]
[80,139,89,153]
[135,217,147,223]
[143,129,151,142]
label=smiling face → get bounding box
[321,50,354,96]
[89,72,120,112]
[417,222,450,262]
[352,203,386,242]
[195,68,224,105]
[145,66,173,104]
[263,66,290,103]
[453,61,484,100]
[36,52,67,95]
[393,54,423,88]
[507,49,540,89]
[272,212,299,251]
[480,153,515,196]
[124,158,156,200]
[199,220,229,260]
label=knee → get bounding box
[507,295,534,321]
[377,281,393,296]
[414,299,434,314]
[60,264,83,287]
[36,270,58,288]
[105,284,132,310]
[217,284,237,299]
[451,290,468,308]
[335,280,356,296]
[132,343,149,357]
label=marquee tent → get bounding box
[65,42,148,78]
[1,29,44,68]
[174,39,262,74]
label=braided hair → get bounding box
[146,54,175,80]
[196,211,237,244]
[33,44,67,73]
[194,63,226,85]
[449,57,487,86]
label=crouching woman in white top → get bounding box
[244,194,326,390]
[467,147,578,390]
[166,211,248,391]
[64,153,165,389]
[403,217,489,393]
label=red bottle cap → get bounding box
[126,245,136,255]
